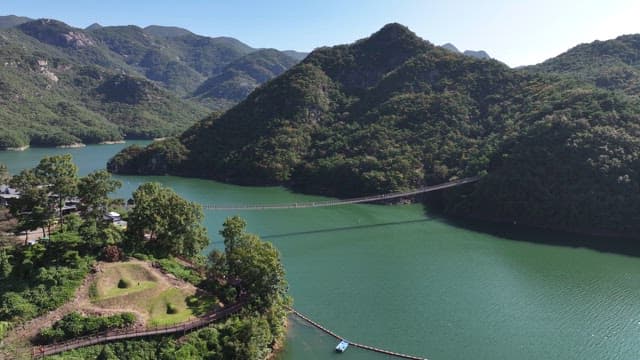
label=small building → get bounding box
[104,211,122,222]
[60,198,82,215]
[0,185,20,207]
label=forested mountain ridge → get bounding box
[108,23,640,237]
[0,15,31,29]
[441,42,492,60]
[0,16,303,148]
[527,34,640,96]
[193,49,302,108]
[0,22,209,148]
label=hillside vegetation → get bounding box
[109,24,640,237]
[0,17,303,148]
[527,34,640,96]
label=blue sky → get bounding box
[2,0,639,67]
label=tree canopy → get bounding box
[126,182,208,258]
[78,169,122,221]
[210,216,288,309]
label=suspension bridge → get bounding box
[202,176,480,211]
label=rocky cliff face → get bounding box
[19,19,96,48]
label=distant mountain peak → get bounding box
[19,18,96,48]
[0,14,33,29]
[440,42,492,60]
[143,25,193,38]
[367,23,423,45]
[85,23,103,31]
[282,50,308,61]
[441,43,460,53]
[463,49,490,59]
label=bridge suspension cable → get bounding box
[202,176,480,211]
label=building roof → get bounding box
[0,184,19,196]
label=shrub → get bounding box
[0,292,38,321]
[101,245,123,262]
[117,278,130,289]
[166,303,178,314]
[38,312,136,344]
[88,283,98,300]
[157,258,203,285]
[0,321,11,339]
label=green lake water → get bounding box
[1,143,639,360]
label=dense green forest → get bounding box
[0,16,303,148]
[109,23,640,237]
[527,34,640,96]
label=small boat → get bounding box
[336,340,349,353]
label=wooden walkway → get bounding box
[202,176,480,211]
[289,307,427,360]
[31,301,245,358]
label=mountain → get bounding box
[441,43,460,53]
[143,25,192,38]
[0,15,32,29]
[87,24,298,100]
[441,42,492,60]
[108,23,640,238]
[463,49,490,59]
[85,23,103,31]
[0,19,209,148]
[193,49,300,108]
[282,50,308,61]
[0,17,303,148]
[527,34,640,96]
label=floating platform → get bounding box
[336,340,349,353]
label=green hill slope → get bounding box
[193,49,300,108]
[0,17,302,148]
[0,21,209,147]
[108,23,640,237]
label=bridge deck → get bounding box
[203,176,480,211]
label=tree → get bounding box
[0,249,12,280]
[126,182,208,258]
[34,154,79,225]
[216,216,288,309]
[0,163,9,184]
[219,216,246,254]
[78,170,122,221]
[9,170,53,240]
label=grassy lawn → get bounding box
[101,281,157,299]
[91,261,218,327]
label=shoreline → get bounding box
[4,145,29,151]
[1,139,146,152]
[267,316,290,360]
[99,140,126,145]
[56,143,86,149]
